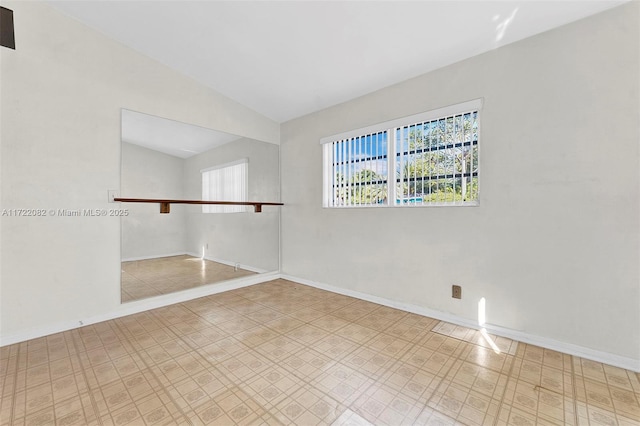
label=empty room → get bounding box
[1,1,639,425]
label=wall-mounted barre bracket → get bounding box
[113,198,283,214]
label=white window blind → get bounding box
[322,99,481,208]
[323,131,389,207]
[395,110,479,205]
[201,159,248,213]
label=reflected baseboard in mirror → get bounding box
[121,255,255,303]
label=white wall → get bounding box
[280,3,640,365]
[0,1,278,342]
[120,142,186,260]
[184,138,280,272]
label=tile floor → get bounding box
[121,256,255,303]
[1,279,639,425]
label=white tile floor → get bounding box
[2,279,639,425]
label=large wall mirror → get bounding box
[120,109,280,303]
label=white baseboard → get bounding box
[185,252,270,274]
[279,274,640,373]
[0,272,280,347]
[481,322,640,373]
[121,252,188,262]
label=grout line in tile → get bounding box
[571,354,579,426]
[492,342,517,426]
[70,329,104,426]
[5,345,20,426]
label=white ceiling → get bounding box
[121,109,241,158]
[50,1,626,124]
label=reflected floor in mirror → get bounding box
[121,255,255,303]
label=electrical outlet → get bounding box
[452,285,462,299]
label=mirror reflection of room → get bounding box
[120,109,280,303]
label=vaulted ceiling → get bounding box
[49,1,626,123]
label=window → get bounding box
[201,159,248,213]
[322,99,480,208]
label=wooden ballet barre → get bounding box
[113,198,283,214]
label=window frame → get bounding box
[321,99,482,208]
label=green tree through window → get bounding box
[396,111,478,204]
